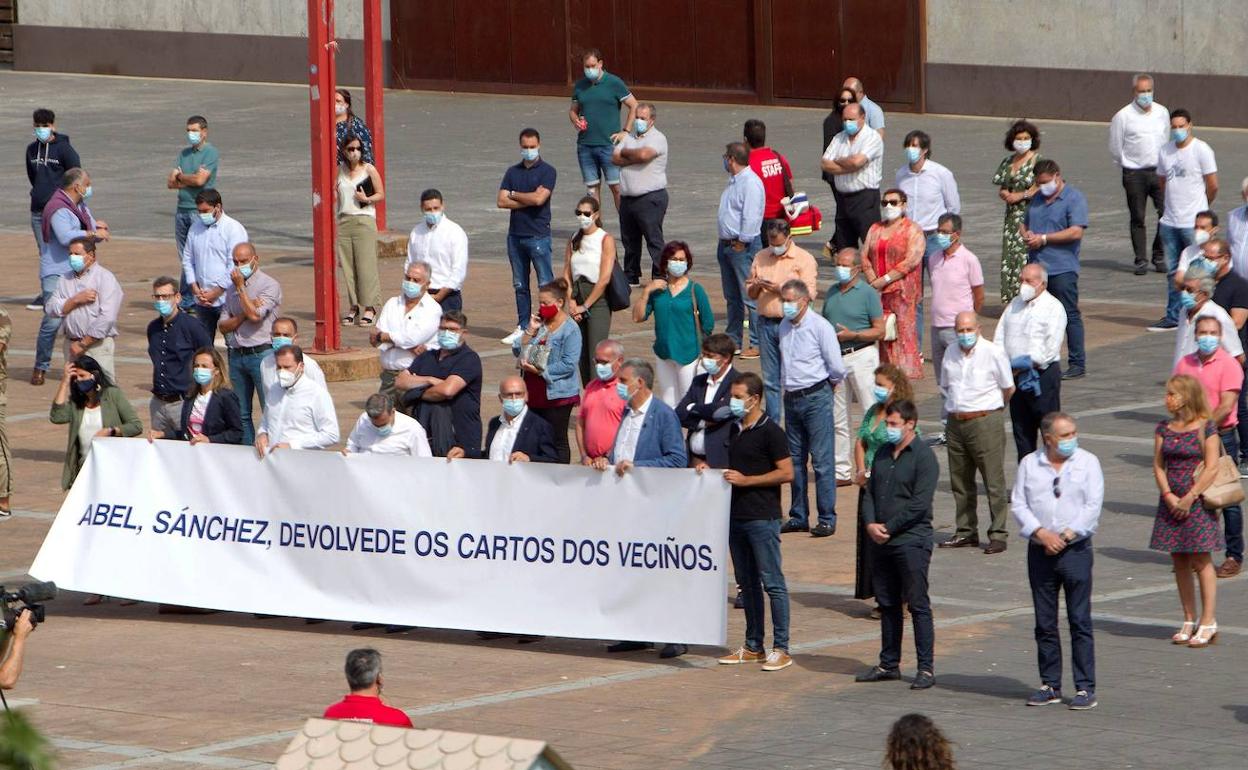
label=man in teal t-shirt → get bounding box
[168,115,219,307]
[569,48,637,212]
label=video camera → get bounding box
[0,581,57,633]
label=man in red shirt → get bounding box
[745,119,794,242]
[322,648,413,728]
[576,338,627,463]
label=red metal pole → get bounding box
[363,0,387,231]
[308,0,340,352]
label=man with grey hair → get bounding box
[778,279,846,538]
[822,102,884,253]
[372,260,442,398]
[717,141,765,356]
[45,236,122,381]
[345,392,431,456]
[323,648,413,727]
[613,102,668,283]
[1109,73,1169,275]
[1173,262,1243,367]
[593,358,686,477]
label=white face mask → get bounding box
[1013,138,1032,153]
[1193,229,1212,246]
[276,369,299,389]
[1018,283,1038,302]
[576,214,595,231]
[881,204,903,222]
[1039,180,1059,197]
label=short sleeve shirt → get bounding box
[1174,349,1244,429]
[727,416,789,520]
[1212,272,1248,352]
[618,128,669,197]
[748,147,793,219]
[408,345,483,454]
[1158,138,1217,228]
[176,143,220,211]
[500,160,557,239]
[928,244,984,327]
[572,72,632,147]
[1024,185,1089,276]
[323,695,413,728]
[820,279,882,334]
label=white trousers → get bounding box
[655,357,699,408]
[833,345,879,480]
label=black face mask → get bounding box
[75,378,96,393]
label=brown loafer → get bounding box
[983,540,1008,555]
[30,369,46,386]
[938,535,979,548]
[1216,558,1242,578]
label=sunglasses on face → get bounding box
[882,199,903,206]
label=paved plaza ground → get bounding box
[1,71,1248,768]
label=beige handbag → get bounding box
[1196,425,1245,509]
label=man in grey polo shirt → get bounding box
[218,242,282,445]
[613,102,668,284]
[46,237,123,380]
[822,247,884,483]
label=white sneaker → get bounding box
[500,326,524,345]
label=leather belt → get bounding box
[785,381,830,399]
[952,408,1002,421]
[229,343,270,356]
[840,341,872,356]
[152,392,182,403]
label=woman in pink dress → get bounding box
[861,189,925,379]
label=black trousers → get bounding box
[1028,538,1095,692]
[433,289,463,313]
[871,540,935,672]
[831,187,880,250]
[532,404,574,464]
[618,189,668,281]
[1010,364,1062,461]
[1122,167,1165,267]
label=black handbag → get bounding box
[605,259,631,312]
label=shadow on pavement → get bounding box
[931,672,1032,701]
[795,652,868,676]
[1103,500,1158,517]
[1221,704,1248,724]
[1094,618,1172,640]
[1095,545,1170,566]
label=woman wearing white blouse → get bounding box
[564,195,617,384]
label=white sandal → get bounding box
[1188,623,1218,648]
[1171,621,1196,644]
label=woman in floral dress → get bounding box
[992,120,1041,302]
[861,189,925,380]
[1151,374,1223,648]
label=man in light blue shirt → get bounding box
[717,142,765,355]
[181,188,249,337]
[844,77,885,139]
[1011,411,1102,711]
[777,279,847,537]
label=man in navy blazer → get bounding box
[677,333,740,469]
[594,359,687,475]
[476,375,559,463]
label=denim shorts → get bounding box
[576,143,620,186]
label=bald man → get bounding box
[219,241,283,445]
[842,76,885,139]
[469,376,559,463]
[939,311,1014,554]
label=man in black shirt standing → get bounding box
[855,399,940,689]
[714,372,795,672]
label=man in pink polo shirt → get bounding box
[576,338,627,463]
[928,213,984,442]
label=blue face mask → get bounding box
[1136,92,1153,109]
[520,147,540,163]
[872,385,890,404]
[584,66,602,80]
[834,266,853,283]
[723,157,731,173]
[1197,335,1220,355]
[843,120,861,136]
[402,280,423,299]
[199,211,216,226]
[154,299,174,316]
[68,254,86,273]
[82,185,93,200]
[616,381,632,401]
[905,146,922,164]
[238,263,254,280]
[701,357,720,376]
[437,329,461,350]
[192,367,213,385]
[376,422,393,437]
[729,397,747,418]
[957,332,978,349]
[271,336,293,351]
[667,261,688,278]
[885,425,904,444]
[1188,257,1212,275]
[782,301,800,320]
[1056,437,1078,458]
[935,233,954,250]
[424,211,443,227]
[1179,291,1197,309]
[596,362,615,381]
[634,118,648,135]
[502,397,525,417]
[34,127,52,142]
[1172,127,1189,144]
[187,131,202,145]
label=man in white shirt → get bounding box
[821,103,883,253]
[1172,210,1219,288]
[405,189,468,312]
[927,214,983,430]
[260,316,326,403]
[994,264,1067,461]
[1228,177,1248,280]
[1173,263,1244,367]
[255,345,339,455]
[1011,412,1102,711]
[938,311,1014,554]
[372,260,441,397]
[345,392,431,456]
[180,188,249,337]
[1109,73,1170,276]
[1151,108,1218,331]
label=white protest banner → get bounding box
[30,440,731,645]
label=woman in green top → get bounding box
[632,241,714,406]
[853,363,915,605]
[991,119,1042,303]
[49,356,142,491]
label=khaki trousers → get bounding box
[946,408,1009,541]
[336,214,381,309]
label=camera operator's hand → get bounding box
[13,609,34,639]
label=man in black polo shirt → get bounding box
[395,310,482,458]
[497,127,557,346]
[714,372,796,672]
[146,274,211,437]
[855,399,939,690]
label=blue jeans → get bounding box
[34,274,64,371]
[506,234,554,328]
[1046,271,1085,370]
[1160,224,1194,325]
[785,382,837,527]
[31,213,43,300]
[729,518,790,652]
[1028,538,1095,692]
[1219,430,1244,562]
[717,238,760,348]
[229,347,268,445]
[576,143,620,187]
[174,211,197,310]
[757,317,782,420]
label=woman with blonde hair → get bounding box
[148,347,243,445]
[1151,374,1222,647]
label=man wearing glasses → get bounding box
[145,275,212,438]
[1010,412,1103,711]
